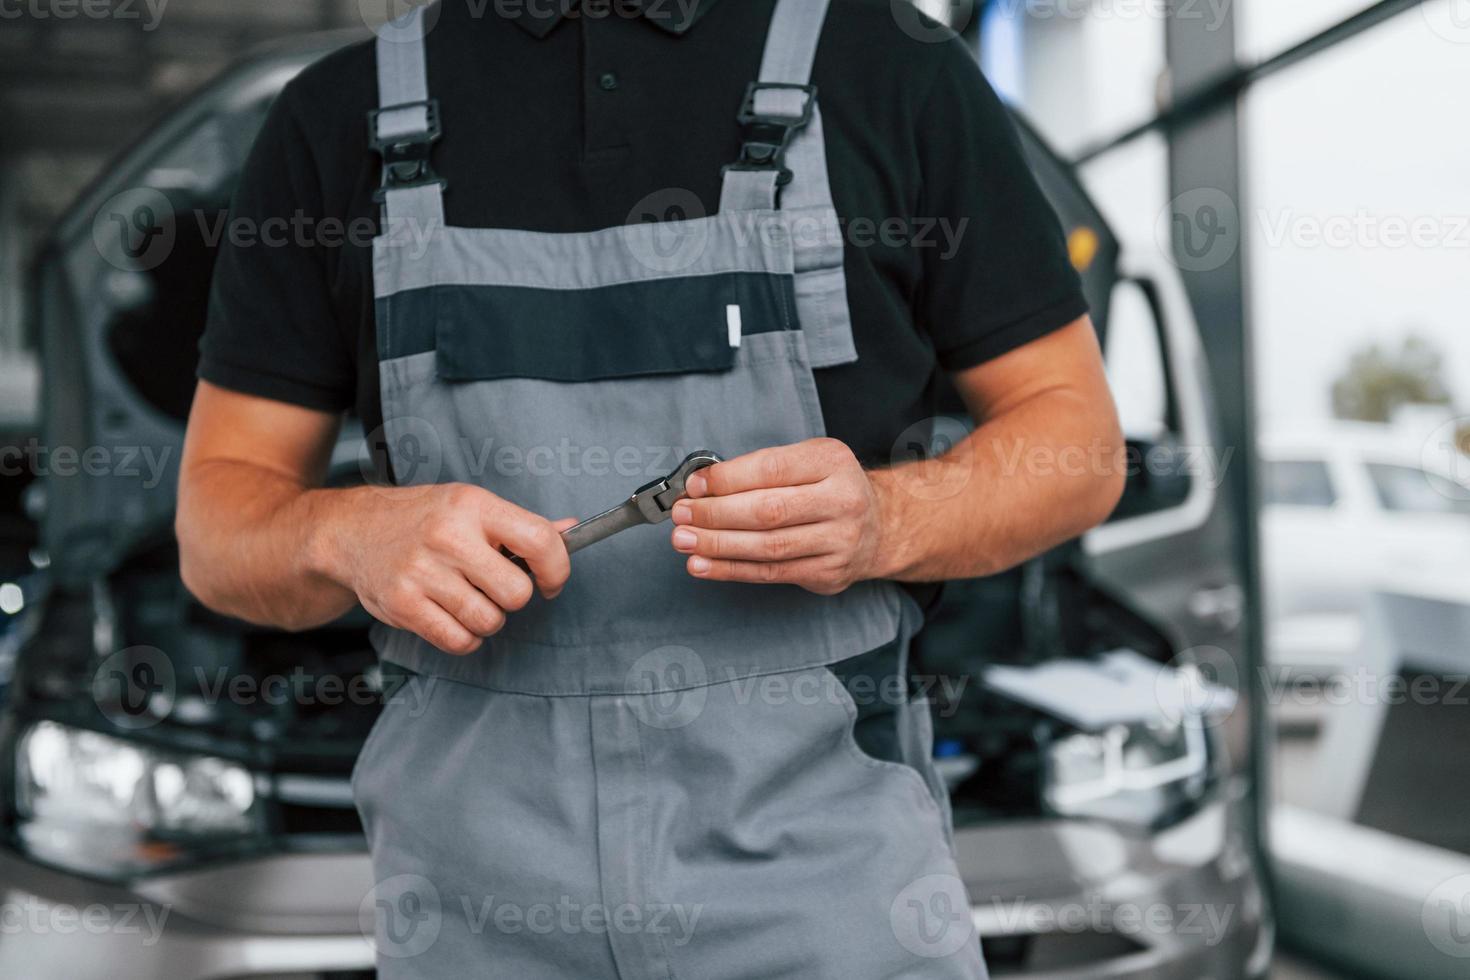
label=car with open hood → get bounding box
[2,28,1269,979]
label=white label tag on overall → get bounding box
[726,305,743,348]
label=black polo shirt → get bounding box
[199,0,1087,468]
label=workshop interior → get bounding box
[0,0,1467,977]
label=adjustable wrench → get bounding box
[507,450,723,568]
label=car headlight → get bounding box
[1043,713,1211,826]
[13,721,265,877]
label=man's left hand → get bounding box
[669,438,889,595]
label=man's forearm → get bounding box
[177,459,361,630]
[869,386,1125,583]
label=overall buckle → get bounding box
[368,99,448,202]
[722,82,818,188]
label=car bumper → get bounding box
[957,798,1270,979]
[0,799,1268,980]
[0,847,375,979]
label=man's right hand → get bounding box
[313,483,573,655]
[177,382,571,654]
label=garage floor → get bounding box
[1273,951,1353,980]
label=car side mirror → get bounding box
[1104,278,1193,522]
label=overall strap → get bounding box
[720,0,858,369]
[719,0,831,213]
[371,2,446,230]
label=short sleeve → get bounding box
[913,41,1089,371]
[198,86,356,412]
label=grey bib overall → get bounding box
[352,2,988,976]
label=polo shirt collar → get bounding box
[509,0,718,38]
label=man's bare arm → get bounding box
[669,317,1125,589]
[177,382,571,652]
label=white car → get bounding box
[1260,421,1470,676]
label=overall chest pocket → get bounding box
[431,271,796,384]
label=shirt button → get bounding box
[598,72,620,92]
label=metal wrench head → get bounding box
[634,450,724,523]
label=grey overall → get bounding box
[352,2,989,976]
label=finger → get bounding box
[482,500,571,597]
[671,523,835,562]
[424,570,508,639]
[687,440,842,498]
[403,597,485,655]
[672,486,827,530]
[462,550,538,613]
[685,554,832,586]
[539,518,580,598]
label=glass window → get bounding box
[1244,13,1470,424]
[1263,460,1337,508]
[1366,463,1470,516]
[1104,280,1170,442]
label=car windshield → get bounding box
[1367,463,1470,517]
[1263,459,1337,508]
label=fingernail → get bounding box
[672,527,698,552]
[686,472,707,498]
[672,500,692,524]
[689,556,711,575]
